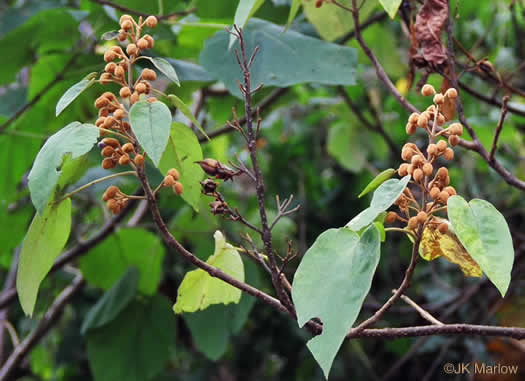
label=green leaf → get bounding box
[327,122,367,173]
[129,100,172,166]
[166,59,214,82]
[447,196,514,296]
[79,228,165,295]
[286,0,302,31]
[81,268,139,335]
[16,199,72,316]
[200,18,357,98]
[229,0,266,48]
[358,169,396,198]
[145,57,180,86]
[302,0,353,41]
[167,94,209,139]
[158,122,205,212]
[292,225,381,378]
[346,175,411,231]
[87,295,175,381]
[379,0,402,18]
[28,122,99,214]
[55,73,97,116]
[174,231,244,313]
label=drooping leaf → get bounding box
[55,72,97,116]
[16,199,72,316]
[174,231,244,314]
[347,175,411,231]
[285,0,302,31]
[167,94,208,139]
[145,56,180,86]
[292,225,381,378]
[200,18,357,98]
[447,196,514,296]
[229,0,266,48]
[158,122,205,212]
[129,100,172,166]
[87,295,175,381]
[412,0,448,67]
[379,0,403,18]
[79,228,165,295]
[358,168,396,198]
[81,268,139,335]
[419,218,482,277]
[28,122,99,215]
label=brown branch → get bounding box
[134,164,289,314]
[89,0,196,20]
[339,11,388,44]
[0,274,85,381]
[489,95,510,161]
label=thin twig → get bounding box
[489,95,510,161]
[395,290,444,326]
[89,0,196,20]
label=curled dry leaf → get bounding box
[411,0,449,69]
[419,218,482,277]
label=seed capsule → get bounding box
[114,65,125,78]
[145,16,158,28]
[413,168,424,182]
[423,162,433,176]
[437,140,447,152]
[168,168,180,180]
[173,181,184,195]
[102,158,115,169]
[134,154,144,166]
[120,87,131,98]
[120,15,133,25]
[385,211,398,224]
[411,155,424,166]
[143,34,154,48]
[421,84,436,96]
[417,211,428,224]
[443,147,454,161]
[408,216,419,229]
[164,175,176,187]
[438,222,449,234]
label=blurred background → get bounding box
[1,0,525,380]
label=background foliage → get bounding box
[1,0,525,380]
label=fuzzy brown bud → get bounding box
[95,96,108,109]
[417,211,428,224]
[135,82,147,94]
[436,167,448,179]
[444,186,456,196]
[99,73,113,84]
[448,123,463,136]
[423,162,433,176]
[439,191,450,203]
[168,168,180,180]
[141,68,156,81]
[118,154,130,166]
[448,134,459,147]
[411,154,424,166]
[143,34,154,48]
[443,147,454,161]
[105,185,119,199]
[433,93,444,105]
[408,216,419,230]
[437,140,447,152]
[121,19,133,31]
[134,154,144,166]
[114,65,125,78]
[164,175,176,187]
[126,44,138,56]
[406,123,417,135]
[173,181,184,195]
[436,113,446,126]
[429,187,440,199]
[114,109,125,120]
[103,50,116,62]
[427,144,438,156]
[445,88,458,99]
[421,84,436,96]
[408,113,419,124]
[104,62,116,74]
[120,87,131,98]
[417,114,429,128]
[96,117,106,127]
[398,163,409,177]
[137,38,149,50]
[130,92,140,104]
[401,147,414,161]
[101,146,114,157]
[122,143,134,153]
[385,211,398,224]
[102,138,120,147]
[145,16,158,28]
[413,168,424,182]
[438,222,449,234]
[102,158,115,169]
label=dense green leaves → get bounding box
[447,196,514,296]
[129,100,172,166]
[358,169,396,198]
[292,225,381,378]
[158,122,205,211]
[28,122,99,214]
[346,175,411,231]
[81,268,139,334]
[87,295,175,381]
[379,0,403,18]
[174,231,244,313]
[55,73,97,116]
[200,18,357,97]
[79,228,165,295]
[16,199,71,316]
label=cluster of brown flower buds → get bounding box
[162,168,184,195]
[102,185,128,214]
[98,137,144,169]
[95,92,130,135]
[386,85,463,234]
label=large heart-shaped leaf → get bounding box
[28,122,99,214]
[129,100,172,166]
[347,175,411,231]
[173,231,244,313]
[200,18,357,98]
[292,225,381,378]
[16,199,71,316]
[447,196,514,296]
[158,122,205,212]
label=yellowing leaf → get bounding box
[419,218,482,277]
[173,231,244,314]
